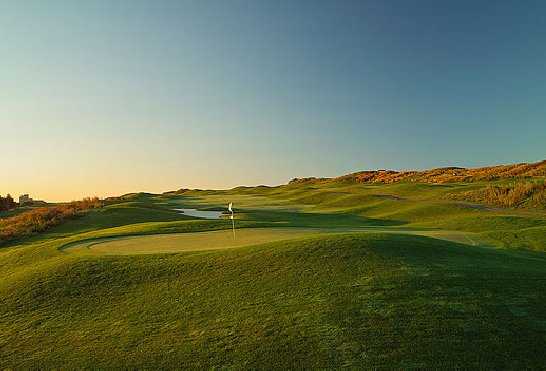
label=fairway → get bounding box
[64,228,326,255]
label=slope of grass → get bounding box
[1,233,545,369]
[481,226,546,251]
[411,213,546,232]
[45,203,193,236]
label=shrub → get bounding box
[0,197,102,244]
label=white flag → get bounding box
[228,202,235,239]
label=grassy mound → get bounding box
[1,233,545,369]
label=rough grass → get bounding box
[0,198,103,245]
[310,159,546,184]
[446,180,546,208]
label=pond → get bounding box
[174,208,224,219]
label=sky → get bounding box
[1,0,545,201]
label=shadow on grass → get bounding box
[314,233,546,369]
[239,209,404,228]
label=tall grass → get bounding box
[448,181,546,208]
[311,160,546,185]
[0,197,102,244]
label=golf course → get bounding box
[5,1,546,368]
[1,172,546,369]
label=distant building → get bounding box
[19,194,33,205]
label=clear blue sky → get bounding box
[2,0,545,201]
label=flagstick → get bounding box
[228,202,235,240]
[231,213,235,240]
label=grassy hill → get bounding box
[1,161,546,368]
[2,233,545,368]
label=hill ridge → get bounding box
[290,159,546,185]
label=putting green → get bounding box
[64,228,326,255]
[63,227,485,255]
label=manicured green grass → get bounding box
[2,233,545,368]
[64,228,326,255]
[62,227,485,256]
[481,226,546,251]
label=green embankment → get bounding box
[2,233,545,368]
